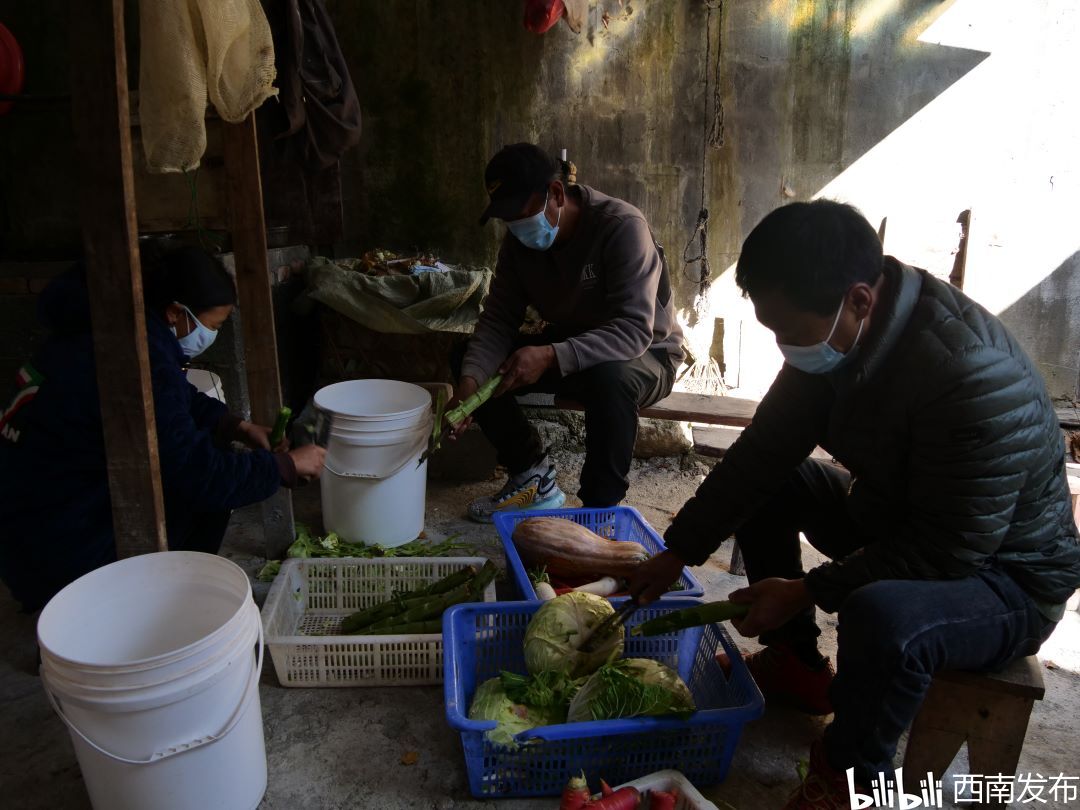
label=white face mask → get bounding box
[505,193,561,251]
[777,299,864,374]
[172,304,218,358]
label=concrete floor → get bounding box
[3,449,1079,809]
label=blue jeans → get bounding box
[734,460,1055,782]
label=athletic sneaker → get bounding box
[717,642,836,716]
[466,458,566,523]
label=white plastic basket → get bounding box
[615,770,721,810]
[261,557,497,687]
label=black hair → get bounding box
[142,245,237,316]
[734,200,883,316]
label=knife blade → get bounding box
[576,600,639,654]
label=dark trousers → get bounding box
[736,459,1055,782]
[452,340,674,507]
[167,509,233,555]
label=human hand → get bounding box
[728,578,814,638]
[288,444,327,479]
[626,550,687,605]
[237,420,289,452]
[447,376,479,439]
[494,345,557,396]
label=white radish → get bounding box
[572,576,620,597]
[534,580,557,601]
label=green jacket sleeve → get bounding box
[663,365,833,565]
[805,347,1039,612]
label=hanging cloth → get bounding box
[266,0,362,172]
[138,0,277,173]
[524,0,566,34]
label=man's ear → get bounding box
[164,302,185,327]
[550,180,565,207]
[849,283,874,320]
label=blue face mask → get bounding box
[505,193,561,251]
[778,299,864,374]
[173,304,218,359]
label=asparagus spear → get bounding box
[630,600,750,637]
[340,565,479,633]
[355,561,497,633]
[405,564,478,599]
[363,619,443,636]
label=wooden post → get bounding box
[69,0,167,556]
[950,208,973,290]
[222,113,295,558]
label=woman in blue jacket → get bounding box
[0,246,325,612]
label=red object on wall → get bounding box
[524,0,566,34]
[0,21,25,115]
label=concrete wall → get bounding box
[2,0,1077,399]
[328,0,1079,400]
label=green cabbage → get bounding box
[467,676,563,747]
[566,658,696,723]
[523,592,624,678]
[499,669,583,713]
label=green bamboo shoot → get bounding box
[444,375,503,426]
[630,600,750,637]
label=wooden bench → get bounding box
[904,655,1046,802]
[516,390,760,428]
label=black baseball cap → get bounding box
[478,143,559,225]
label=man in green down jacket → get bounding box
[629,200,1080,809]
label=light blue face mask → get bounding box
[505,193,561,251]
[172,304,218,359]
[778,299,864,374]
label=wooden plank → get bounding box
[950,208,972,290]
[1059,408,1080,428]
[70,0,167,557]
[222,113,294,558]
[693,426,838,465]
[543,391,759,427]
[222,114,281,425]
[934,655,1045,700]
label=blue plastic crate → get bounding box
[443,598,764,798]
[494,506,705,600]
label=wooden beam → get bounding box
[222,113,295,558]
[950,208,972,290]
[69,0,167,557]
[222,114,281,426]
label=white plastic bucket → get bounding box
[38,552,266,810]
[314,379,432,547]
[186,369,226,404]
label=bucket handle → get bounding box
[324,421,431,480]
[42,616,264,766]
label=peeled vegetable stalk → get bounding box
[444,374,502,426]
[631,599,750,636]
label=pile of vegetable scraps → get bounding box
[467,592,695,748]
[256,524,471,581]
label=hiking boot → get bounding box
[718,642,835,715]
[466,458,566,523]
[783,740,858,810]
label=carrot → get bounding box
[585,786,639,809]
[649,787,679,810]
[560,771,591,810]
[598,778,614,797]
